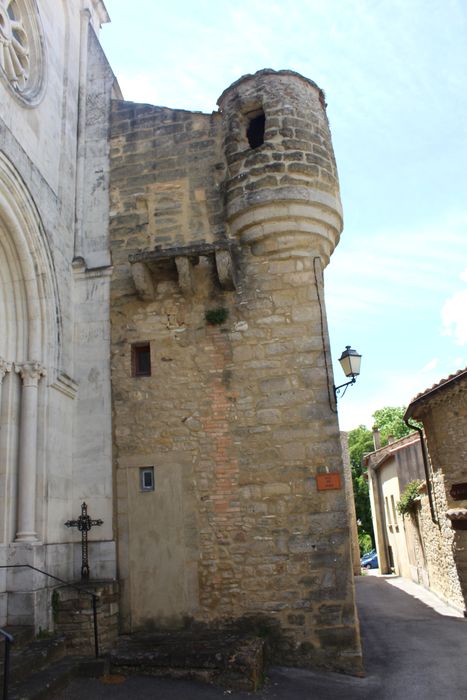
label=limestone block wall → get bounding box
[55,580,119,654]
[110,70,361,674]
[366,431,465,612]
[415,480,464,611]
[411,380,467,612]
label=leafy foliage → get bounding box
[358,532,373,555]
[348,425,374,551]
[205,307,229,325]
[397,480,422,516]
[372,406,415,444]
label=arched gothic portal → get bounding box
[0,153,59,544]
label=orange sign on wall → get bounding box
[316,472,342,491]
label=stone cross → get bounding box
[65,502,103,579]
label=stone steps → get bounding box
[0,626,106,699]
[2,629,266,695]
[1,633,67,686]
[9,656,82,700]
[109,631,266,691]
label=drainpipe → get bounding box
[404,418,438,524]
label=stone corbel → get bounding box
[175,256,195,296]
[129,241,238,300]
[215,249,236,290]
[131,261,156,301]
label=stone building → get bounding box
[0,0,119,630]
[1,0,362,675]
[365,368,467,615]
[404,368,467,613]
[110,69,361,672]
[365,432,465,612]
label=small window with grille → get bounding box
[140,467,154,492]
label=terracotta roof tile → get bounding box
[405,366,467,418]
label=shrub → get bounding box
[205,307,229,325]
[358,532,373,555]
[397,480,423,516]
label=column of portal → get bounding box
[14,361,46,542]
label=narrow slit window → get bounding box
[385,496,392,525]
[246,112,265,149]
[132,343,151,377]
[140,467,154,491]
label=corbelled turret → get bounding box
[218,69,342,265]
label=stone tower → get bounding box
[110,69,361,674]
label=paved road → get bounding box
[55,576,467,699]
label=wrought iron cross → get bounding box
[65,502,103,579]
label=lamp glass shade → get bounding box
[338,346,361,378]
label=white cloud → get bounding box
[421,358,439,372]
[442,289,467,345]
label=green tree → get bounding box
[348,425,374,549]
[372,406,414,444]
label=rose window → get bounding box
[0,0,44,103]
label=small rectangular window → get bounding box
[140,467,154,491]
[385,496,392,525]
[246,111,265,149]
[390,495,398,528]
[132,343,151,377]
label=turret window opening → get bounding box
[246,110,265,149]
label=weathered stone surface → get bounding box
[110,69,361,675]
[110,630,265,691]
[0,2,116,631]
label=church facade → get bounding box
[1,0,362,674]
[0,0,118,628]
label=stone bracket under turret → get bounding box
[128,241,238,300]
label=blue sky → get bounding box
[101,0,467,430]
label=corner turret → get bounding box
[218,69,342,264]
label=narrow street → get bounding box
[56,576,467,699]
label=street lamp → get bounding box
[334,346,362,399]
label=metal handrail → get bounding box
[0,627,13,700]
[0,565,99,658]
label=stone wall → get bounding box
[410,376,467,612]
[365,428,466,613]
[110,70,362,674]
[55,580,119,654]
[341,433,361,576]
[414,481,464,611]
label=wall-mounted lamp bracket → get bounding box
[334,375,357,399]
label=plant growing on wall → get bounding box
[397,480,423,517]
[205,307,229,325]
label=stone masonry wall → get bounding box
[109,70,362,674]
[415,480,464,611]
[413,381,467,612]
[55,580,119,654]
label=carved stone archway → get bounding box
[0,152,59,543]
